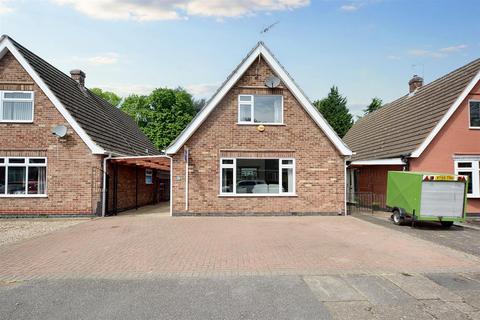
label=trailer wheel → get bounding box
[392,210,403,225]
[440,221,454,228]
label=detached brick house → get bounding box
[344,59,480,214]
[0,35,167,216]
[165,42,352,215]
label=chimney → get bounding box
[70,69,86,87]
[408,74,423,93]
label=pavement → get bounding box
[1,273,479,319]
[1,212,480,319]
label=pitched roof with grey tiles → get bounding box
[344,58,480,161]
[5,35,159,156]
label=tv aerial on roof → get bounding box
[52,125,68,138]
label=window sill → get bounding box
[218,193,297,198]
[467,195,480,199]
[0,194,48,198]
[236,123,285,126]
[0,121,34,124]
[469,127,480,130]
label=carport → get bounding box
[105,155,172,216]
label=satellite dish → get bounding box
[265,75,280,88]
[52,125,68,138]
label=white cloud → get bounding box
[439,44,468,53]
[52,0,310,21]
[185,82,219,98]
[340,4,359,12]
[0,0,14,14]
[387,55,401,60]
[87,53,119,65]
[95,84,157,96]
[408,44,468,59]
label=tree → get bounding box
[193,98,207,112]
[313,86,353,138]
[120,88,196,150]
[363,97,383,115]
[90,88,122,107]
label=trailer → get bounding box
[386,171,468,228]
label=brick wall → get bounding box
[0,51,102,215]
[171,56,346,215]
[106,164,165,213]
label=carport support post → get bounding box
[185,147,189,212]
[135,166,138,210]
[101,153,112,217]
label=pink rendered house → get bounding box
[344,59,480,214]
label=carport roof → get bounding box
[110,156,170,171]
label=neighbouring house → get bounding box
[165,42,352,215]
[344,59,480,214]
[0,35,170,216]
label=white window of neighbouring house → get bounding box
[220,158,295,195]
[469,101,480,128]
[145,169,153,185]
[0,157,47,197]
[455,160,480,198]
[238,95,283,124]
[0,91,34,122]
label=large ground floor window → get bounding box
[0,157,47,196]
[454,158,480,198]
[220,158,295,195]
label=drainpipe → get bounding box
[101,153,112,217]
[344,155,352,217]
[401,153,411,171]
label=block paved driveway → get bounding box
[2,214,480,319]
[0,214,479,281]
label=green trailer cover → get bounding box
[386,172,422,215]
[386,171,467,222]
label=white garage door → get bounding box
[420,181,465,218]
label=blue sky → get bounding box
[1,0,479,116]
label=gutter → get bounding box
[101,153,112,217]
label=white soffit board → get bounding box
[165,42,352,156]
[350,158,404,165]
[0,37,105,155]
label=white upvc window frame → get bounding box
[0,90,35,123]
[0,157,47,198]
[468,100,480,129]
[454,158,480,198]
[145,168,153,185]
[219,157,296,196]
[237,94,284,125]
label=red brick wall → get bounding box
[0,51,102,215]
[355,165,404,195]
[106,164,165,213]
[171,56,346,215]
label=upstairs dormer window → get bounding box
[238,95,283,124]
[470,100,480,128]
[0,91,34,123]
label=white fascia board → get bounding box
[165,43,352,156]
[411,70,480,158]
[0,38,105,155]
[350,158,404,166]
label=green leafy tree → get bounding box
[313,86,353,138]
[193,98,207,112]
[90,88,122,107]
[120,88,196,150]
[363,97,383,115]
